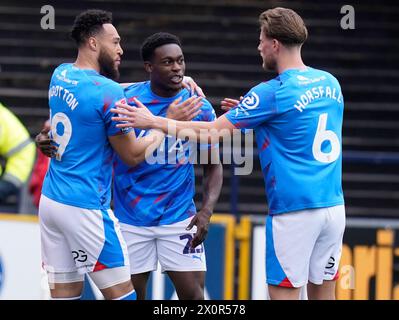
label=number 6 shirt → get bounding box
[225,67,345,215]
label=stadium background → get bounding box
[0,0,398,300]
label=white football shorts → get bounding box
[121,217,207,274]
[39,195,130,276]
[266,205,345,288]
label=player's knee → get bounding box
[179,285,204,300]
[47,271,84,299]
[89,266,130,289]
[185,290,204,300]
[191,290,204,300]
[89,266,134,299]
[108,280,136,300]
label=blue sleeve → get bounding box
[225,82,277,129]
[195,98,217,122]
[101,82,132,136]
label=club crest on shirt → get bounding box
[235,91,259,117]
[242,92,259,109]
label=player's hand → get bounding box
[221,96,243,112]
[182,76,205,97]
[166,96,203,121]
[35,126,56,158]
[112,98,157,129]
[186,209,211,248]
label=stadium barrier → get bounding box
[0,213,46,299]
[1,213,399,300]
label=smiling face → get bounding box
[96,23,123,80]
[145,43,185,97]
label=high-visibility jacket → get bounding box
[0,102,36,188]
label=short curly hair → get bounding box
[70,9,112,47]
[141,32,182,62]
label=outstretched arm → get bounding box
[35,113,164,167]
[36,97,203,167]
[112,98,236,144]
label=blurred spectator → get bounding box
[29,120,51,208]
[0,102,36,210]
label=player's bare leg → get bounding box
[50,282,84,299]
[100,280,134,300]
[131,272,151,300]
[49,278,134,300]
[268,285,301,300]
[167,271,205,300]
[90,266,136,300]
[307,280,336,300]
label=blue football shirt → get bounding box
[225,67,345,215]
[42,63,129,209]
[113,81,217,226]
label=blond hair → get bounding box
[259,7,308,46]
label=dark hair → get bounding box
[70,9,113,46]
[259,7,308,46]
[141,32,182,61]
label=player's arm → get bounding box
[110,96,203,166]
[33,120,158,166]
[187,146,223,248]
[113,84,273,143]
[109,129,164,167]
[112,98,236,144]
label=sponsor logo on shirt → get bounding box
[296,75,326,85]
[56,69,79,85]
